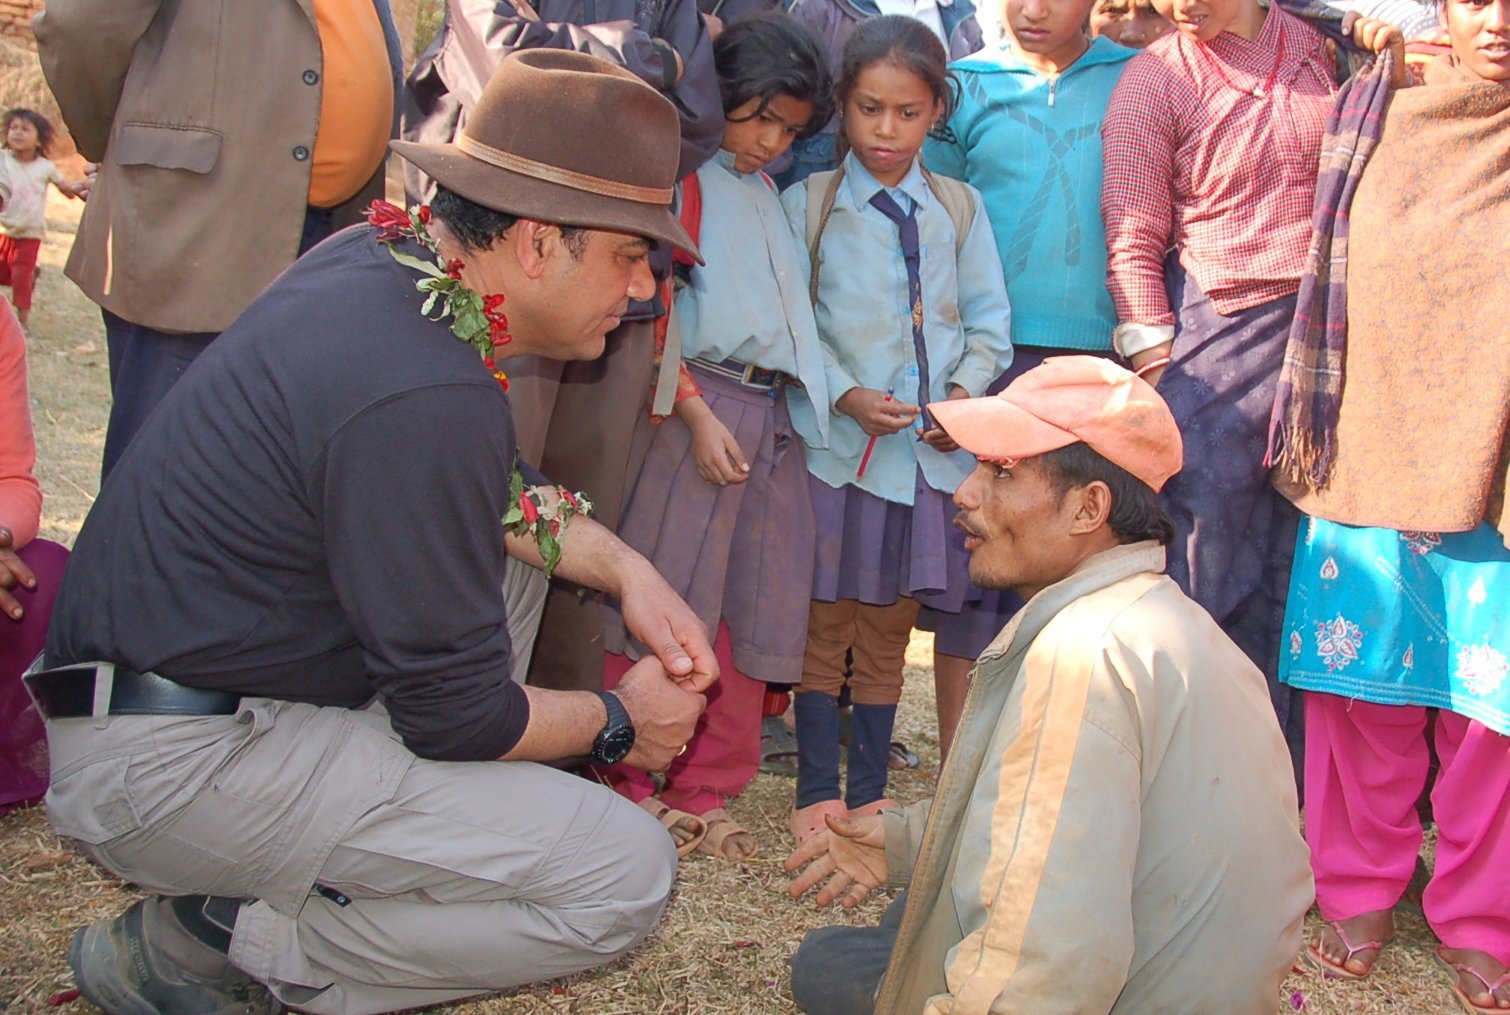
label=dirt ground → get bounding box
[1,191,1465,1015]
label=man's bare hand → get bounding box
[618,559,718,693]
[785,813,888,909]
[614,655,707,771]
[0,527,36,622]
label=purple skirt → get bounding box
[1157,260,1302,760]
[604,367,816,684]
[915,345,1118,659]
[810,466,972,613]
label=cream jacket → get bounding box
[876,542,1312,1014]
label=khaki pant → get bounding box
[45,697,675,1014]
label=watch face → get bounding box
[595,725,636,764]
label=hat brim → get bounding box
[929,397,1080,463]
[391,140,703,265]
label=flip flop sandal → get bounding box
[887,741,919,770]
[696,807,759,859]
[759,715,799,777]
[638,797,708,859]
[1435,947,1510,1014]
[791,799,847,844]
[1303,920,1390,980]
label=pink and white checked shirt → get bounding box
[1102,8,1337,328]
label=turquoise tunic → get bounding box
[1279,517,1510,736]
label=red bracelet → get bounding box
[1134,356,1172,378]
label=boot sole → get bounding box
[69,921,160,1015]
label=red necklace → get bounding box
[1198,29,1286,99]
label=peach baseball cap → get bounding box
[929,356,1184,492]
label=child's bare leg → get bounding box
[932,651,972,767]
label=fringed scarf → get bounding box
[1263,49,1394,485]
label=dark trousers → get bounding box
[99,207,337,481]
[790,893,906,1015]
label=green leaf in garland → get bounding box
[537,525,563,578]
[388,249,449,279]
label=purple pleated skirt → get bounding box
[604,366,816,684]
[809,465,972,614]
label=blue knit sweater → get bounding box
[925,37,1133,351]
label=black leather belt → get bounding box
[24,661,242,719]
[687,356,786,392]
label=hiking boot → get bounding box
[69,895,281,1015]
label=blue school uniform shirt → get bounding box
[678,150,830,446]
[924,36,1134,351]
[782,153,1012,505]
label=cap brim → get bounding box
[391,140,703,265]
[929,396,1080,463]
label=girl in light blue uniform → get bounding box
[782,14,1011,841]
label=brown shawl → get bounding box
[1277,58,1510,545]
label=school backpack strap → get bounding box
[804,166,846,305]
[804,165,976,303]
[919,165,977,257]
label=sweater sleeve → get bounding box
[1102,58,1180,333]
[313,384,528,762]
[0,305,41,548]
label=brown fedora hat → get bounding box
[392,49,700,262]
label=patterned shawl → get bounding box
[1264,48,1394,485]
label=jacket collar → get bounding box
[977,540,1167,664]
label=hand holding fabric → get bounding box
[0,527,36,622]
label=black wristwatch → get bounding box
[589,690,636,764]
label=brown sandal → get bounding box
[696,807,758,859]
[638,797,708,858]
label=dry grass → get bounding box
[1,197,1465,1015]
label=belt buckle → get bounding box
[742,365,781,389]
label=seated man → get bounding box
[30,52,717,1015]
[785,356,1313,1015]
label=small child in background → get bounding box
[599,12,835,861]
[782,14,1011,842]
[1088,0,1172,49]
[0,109,83,328]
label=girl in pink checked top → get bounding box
[1099,0,1402,771]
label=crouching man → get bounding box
[29,52,717,1015]
[786,357,1313,1014]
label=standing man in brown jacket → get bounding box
[34,0,403,480]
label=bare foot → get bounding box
[1310,909,1394,977]
[1439,947,1510,1009]
[664,813,704,851]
